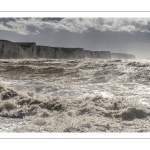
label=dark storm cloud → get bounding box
[1,18,150,35]
[0,18,16,30]
[141,24,150,32]
[0,18,16,23]
[41,18,63,22]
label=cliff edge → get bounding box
[0,40,135,59]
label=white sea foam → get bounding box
[0,58,150,132]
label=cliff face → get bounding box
[0,40,25,58]
[37,47,86,59]
[0,40,136,59]
[0,40,37,59]
[84,50,111,59]
[111,53,136,59]
[36,46,111,59]
[24,44,37,58]
[36,46,55,58]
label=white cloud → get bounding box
[0,23,12,32]
[6,19,35,35]
[1,18,150,35]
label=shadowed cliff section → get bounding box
[0,40,36,59]
[0,40,24,59]
[0,40,135,59]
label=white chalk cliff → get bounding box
[0,40,135,59]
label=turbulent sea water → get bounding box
[0,58,150,132]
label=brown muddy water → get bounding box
[0,58,150,132]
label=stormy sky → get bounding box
[0,18,150,59]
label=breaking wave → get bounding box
[0,58,150,132]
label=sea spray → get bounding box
[0,59,150,132]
